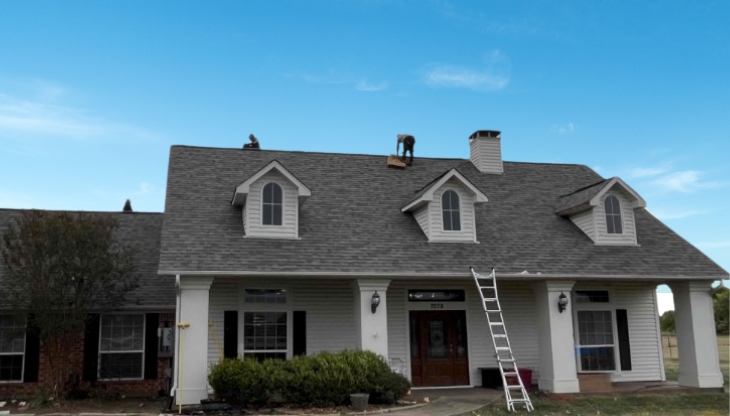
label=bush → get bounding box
[660,310,675,333]
[208,350,411,408]
[208,358,274,406]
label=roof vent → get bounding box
[469,130,503,174]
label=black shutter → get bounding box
[144,313,159,380]
[293,311,306,356]
[223,311,238,359]
[82,314,100,382]
[616,309,632,371]
[23,315,40,382]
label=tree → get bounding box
[660,310,675,333]
[1,210,137,396]
[713,287,729,335]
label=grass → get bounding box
[663,334,729,386]
[463,393,730,415]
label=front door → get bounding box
[409,310,469,387]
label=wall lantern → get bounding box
[371,291,381,314]
[558,292,569,313]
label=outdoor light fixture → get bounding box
[558,292,569,313]
[371,291,381,314]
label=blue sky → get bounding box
[1,1,728,291]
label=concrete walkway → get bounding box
[396,388,503,416]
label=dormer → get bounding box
[556,177,646,246]
[402,169,488,243]
[231,160,311,239]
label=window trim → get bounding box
[572,289,620,374]
[97,313,146,381]
[604,194,623,234]
[0,315,26,383]
[261,182,283,226]
[240,287,293,360]
[441,189,462,232]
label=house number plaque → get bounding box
[430,303,444,309]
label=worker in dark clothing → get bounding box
[243,134,260,149]
[397,134,415,165]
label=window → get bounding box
[604,195,623,234]
[243,312,287,362]
[262,182,283,226]
[0,315,25,382]
[99,314,144,379]
[576,310,616,372]
[442,190,461,231]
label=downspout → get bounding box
[170,275,181,403]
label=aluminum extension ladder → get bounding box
[470,267,534,412]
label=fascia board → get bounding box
[589,177,646,209]
[231,160,312,206]
[401,169,488,212]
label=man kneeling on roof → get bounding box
[397,134,415,165]
[243,134,260,149]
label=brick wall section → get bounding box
[0,332,172,400]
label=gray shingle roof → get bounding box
[0,209,174,309]
[554,179,609,215]
[159,146,728,278]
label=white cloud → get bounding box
[550,122,576,134]
[651,170,725,193]
[649,208,713,220]
[355,80,389,92]
[422,50,510,92]
[695,241,730,249]
[136,182,153,195]
[628,167,668,178]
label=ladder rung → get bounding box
[494,334,507,338]
[486,309,501,313]
[479,286,495,290]
[506,385,523,389]
[499,358,515,362]
[510,399,531,403]
[490,322,504,325]
[484,298,497,301]
[496,347,511,351]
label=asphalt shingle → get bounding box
[158,146,728,278]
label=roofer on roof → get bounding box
[397,134,415,165]
[243,134,260,150]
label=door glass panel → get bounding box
[410,314,419,359]
[428,319,447,358]
[455,314,467,358]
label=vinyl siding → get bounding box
[428,179,477,242]
[207,277,357,372]
[244,170,299,239]
[413,206,430,240]
[387,280,540,387]
[572,282,663,383]
[594,189,637,245]
[469,137,503,174]
[570,209,596,242]
[610,283,663,382]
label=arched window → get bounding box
[442,190,461,231]
[604,195,623,234]
[262,182,283,226]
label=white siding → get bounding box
[208,278,240,366]
[611,283,663,382]
[469,136,503,174]
[413,206,430,239]
[594,189,638,246]
[428,179,478,243]
[207,277,357,372]
[572,282,663,383]
[570,209,596,242]
[291,279,357,354]
[244,170,299,239]
[387,280,540,387]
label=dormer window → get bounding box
[262,182,283,226]
[604,195,622,234]
[442,190,461,231]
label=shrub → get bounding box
[208,358,272,406]
[208,350,411,408]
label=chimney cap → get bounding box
[469,130,501,141]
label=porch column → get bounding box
[354,279,391,359]
[175,276,215,405]
[669,281,723,388]
[532,281,580,393]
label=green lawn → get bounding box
[464,393,730,415]
[663,334,729,386]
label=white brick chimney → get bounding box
[469,130,503,174]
